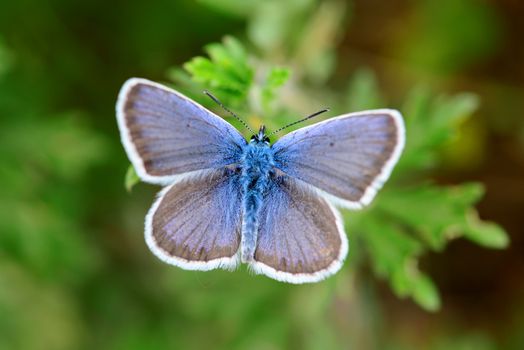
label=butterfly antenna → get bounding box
[203,90,255,134]
[268,108,330,136]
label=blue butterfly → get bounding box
[116,78,405,284]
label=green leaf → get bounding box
[359,216,422,278]
[464,211,509,249]
[183,36,253,107]
[357,215,441,311]
[172,35,294,129]
[397,89,480,174]
[261,67,291,112]
[411,273,441,312]
[377,183,485,250]
[125,165,140,192]
[389,258,441,312]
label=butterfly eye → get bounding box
[250,135,256,141]
[263,136,270,143]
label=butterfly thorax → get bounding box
[239,130,275,263]
[241,142,274,179]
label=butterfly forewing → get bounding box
[272,109,405,209]
[146,168,243,270]
[250,176,348,283]
[117,78,246,184]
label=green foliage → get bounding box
[0,259,84,350]
[147,37,509,312]
[183,36,253,107]
[261,67,291,113]
[0,38,12,77]
[396,0,503,73]
[342,70,508,310]
[0,113,107,283]
[199,0,346,84]
[397,87,480,173]
[0,96,107,348]
[0,0,516,348]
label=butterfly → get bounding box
[116,78,405,284]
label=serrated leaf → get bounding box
[377,183,485,250]
[357,215,422,278]
[357,216,440,311]
[184,57,246,93]
[206,38,251,84]
[183,36,253,107]
[390,259,441,312]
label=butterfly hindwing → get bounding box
[272,109,405,209]
[117,78,246,184]
[250,175,348,283]
[145,168,243,270]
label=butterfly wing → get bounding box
[250,175,348,283]
[117,78,247,185]
[146,168,243,270]
[272,109,405,209]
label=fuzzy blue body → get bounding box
[239,136,275,262]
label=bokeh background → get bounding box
[1,0,523,349]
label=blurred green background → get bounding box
[1,0,523,349]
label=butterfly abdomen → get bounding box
[240,142,275,263]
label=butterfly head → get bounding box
[250,125,270,145]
